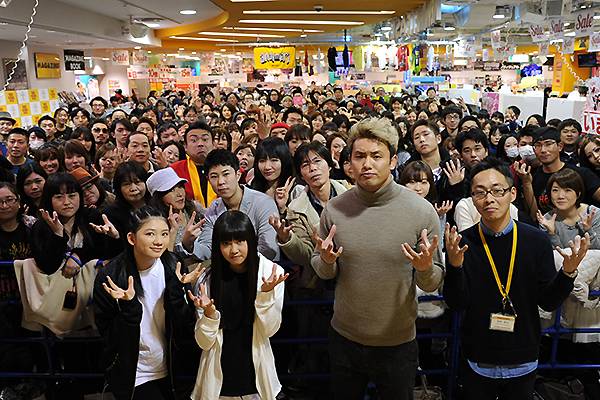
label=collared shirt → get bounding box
[469,218,538,379]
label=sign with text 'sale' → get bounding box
[111,50,130,66]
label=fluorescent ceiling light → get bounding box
[170,36,239,42]
[145,22,160,28]
[444,26,456,31]
[239,19,364,25]
[179,9,197,15]
[492,14,505,19]
[178,47,184,50]
[134,46,141,49]
[380,26,392,31]
[222,26,323,33]
[594,15,600,20]
[101,57,110,61]
[243,10,394,15]
[84,57,91,60]
[198,31,284,38]
[300,34,307,37]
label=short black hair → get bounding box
[136,117,155,131]
[441,105,463,120]
[283,107,304,124]
[90,96,108,108]
[285,124,311,143]
[157,122,177,136]
[458,115,481,132]
[110,118,134,133]
[469,156,514,188]
[491,111,504,121]
[507,105,521,117]
[205,148,239,173]
[38,115,56,126]
[410,119,440,139]
[184,121,212,143]
[558,118,582,134]
[455,128,489,153]
[293,141,334,173]
[8,128,28,140]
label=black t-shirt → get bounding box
[532,164,600,215]
[0,222,32,302]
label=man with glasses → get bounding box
[558,119,582,166]
[440,105,463,140]
[444,157,589,400]
[90,96,108,120]
[90,119,110,147]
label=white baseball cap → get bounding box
[146,168,187,195]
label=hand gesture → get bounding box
[182,211,205,252]
[40,209,64,236]
[275,177,296,212]
[513,161,532,185]
[444,224,469,268]
[152,147,169,169]
[556,233,590,274]
[435,200,453,217]
[316,224,343,264]
[536,211,557,235]
[261,263,289,292]
[188,284,217,319]
[89,214,120,239]
[102,276,135,301]
[257,111,270,140]
[231,131,243,151]
[443,159,465,186]
[269,215,293,243]
[580,209,596,232]
[401,229,439,272]
[115,147,129,164]
[175,261,204,285]
[167,205,181,231]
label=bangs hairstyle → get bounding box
[399,161,437,204]
[294,141,334,174]
[285,124,312,143]
[209,210,259,329]
[63,138,91,164]
[252,137,294,192]
[40,172,83,213]
[113,161,148,205]
[0,181,22,218]
[579,134,600,170]
[547,168,585,208]
[348,117,399,156]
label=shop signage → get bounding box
[549,18,564,40]
[63,50,85,71]
[111,50,130,66]
[127,65,149,80]
[132,51,148,66]
[34,53,61,79]
[589,32,600,52]
[529,24,547,42]
[563,37,575,54]
[253,47,296,69]
[490,30,503,49]
[575,9,595,37]
[582,77,600,134]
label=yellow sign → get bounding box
[28,89,39,102]
[35,53,61,79]
[5,91,17,104]
[254,47,296,70]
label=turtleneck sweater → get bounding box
[311,177,444,346]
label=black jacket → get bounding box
[93,250,198,400]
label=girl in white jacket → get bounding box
[189,210,288,400]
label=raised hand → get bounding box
[536,211,557,235]
[443,159,465,186]
[175,261,204,285]
[102,276,135,301]
[401,229,439,272]
[444,223,469,268]
[257,111,270,140]
[182,211,205,252]
[580,209,596,232]
[261,263,289,292]
[557,233,590,274]
[231,131,243,151]
[89,213,120,239]
[435,200,453,217]
[188,284,217,318]
[269,215,293,243]
[40,209,64,236]
[152,147,169,169]
[513,161,532,184]
[167,205,181,231]
[275,177,296,212]
[316,224,343,264]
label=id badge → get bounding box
[489,313,515,332]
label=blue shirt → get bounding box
[468,219,538,379]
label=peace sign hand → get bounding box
[443,159,465,186]
[580,209,596,232]
[513,161,532,184]
[89,213,120,239]
[536,211,557,235]
[269,215,293,243]
[175,261,205,285]
[444,224,469,268]
[102,276,135,301]
[557,233,590,274]
[275,177,296,213]
[182,211,205,252]
[401,229,439,272]
[435,200,453,217]
[188,284,217,319]
[316,224,343,265]
[261,263,289,292]
[40,209,64,236]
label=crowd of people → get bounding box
[0,82,599,400]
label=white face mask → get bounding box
[30,139,44,150]
[506,147,519,159]
[518,144,536,162]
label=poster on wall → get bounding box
[75,75,100,99]
[582,77,600,134]
[111,50,130,66]
[1,59,28,90]
[529,24,547,42]
[34,53,61,79]
[64,50,85,71]
[108,79,121,92]
[253,47,296,70]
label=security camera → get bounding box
[313,5,324,12]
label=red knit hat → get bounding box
[270,122,290,131]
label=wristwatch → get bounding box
[562,268,578,278]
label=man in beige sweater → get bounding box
[311,117,444,400]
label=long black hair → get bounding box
[16,162,47,211]
[113,161,149,208]
[209,210,259,328]
[251,136,294,193]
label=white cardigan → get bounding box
[191,254,284,400]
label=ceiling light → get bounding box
[0,22,7,25]
[134,46,141,49]
[198,31,284,38]
[84,57,91,60]
[179,47,184,50]
[222,26,323,33]
[243,10,395,15]
[444,25,456,31]
[101,57,110,61]
[179,9,197,15]
[580,5,587,9]
[239,19,364,26]
[147,50,152,53]
[145,22,160,28]
[236,52,241,55]
[594,15,600,20]
[169,36,239,42]
[220,49,226,52]
[564,31,576,37]
[191,51,196,54]
[300,34,307,37]
[493,5,508,19]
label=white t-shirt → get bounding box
[135,258,168,387]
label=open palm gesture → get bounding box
[444,224,469,268]
[401,229,439,272]
[102,276,135,301]
[557,233,590,274]
[261,263,289,292]
[89,214,120,239]
[188,283,217,319]
[40,209,64,236]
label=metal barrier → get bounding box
[0,259,599,399]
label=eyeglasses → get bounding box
[471,187,511,200]
[0,197,18,206]
[534,140,557,150]
[92,127,109,133]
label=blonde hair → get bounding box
[348,117,399,155]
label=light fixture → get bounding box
[134,46,141,49]
[300,34,307,37]
[101,57,110,61]
[169,36,239,42]
[84,56,91,60]
[444,25,456,31]
[594,15,600,20]
[564,31,576,37]
[179,9,197,15]
[198,31,284,38]
[220,49,226,52]
[239,19,364,25]
[236,52,241,55]
[580,4,587,9]
[493,5,507,19]
[242,10,394,15]
[145,22,160,28]
[222,26,323,33]
[179,47,184,50]
[192,51,197,54]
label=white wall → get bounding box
[25,44,79,92]
[98,62,130,100]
